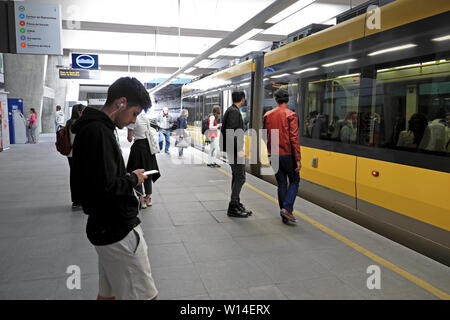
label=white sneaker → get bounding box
[141,198,147,209]
[147,197,152,206]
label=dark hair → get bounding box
[66,104,86,130]
[232,91,245,104]
[408,113,428,145]
[30,108,36,113]
[105,77,151,111]
[56,105,61,110]
[212,105,221,118]
[274,89,289,104]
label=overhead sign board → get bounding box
[72,54,99,70]
[14,1,62,55]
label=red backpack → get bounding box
[55,126,71,156]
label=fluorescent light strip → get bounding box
[322,59,357,67]
[432,35,450,42]
[336,73,360,79]
[368,44,417,56]
[266,0,316,24]
[271,73,290,79]
[294,67,318,74]
[231,29,263,46]
[185,67,196,73]
[239,82,250,87]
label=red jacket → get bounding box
[263,105,301,162]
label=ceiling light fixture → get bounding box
[293,67,318,74]
[271,73,290,79]
[368,44,417,56]
[322,59,357,67]
[432,35,450,42]
[231,29,264,46]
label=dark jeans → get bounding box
[68,157,80,203]
[274,155,300,213]
[229,160,245,203]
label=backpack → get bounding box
[55,126,71,156]
[201,115,210,135]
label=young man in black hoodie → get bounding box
[71,77,157,300]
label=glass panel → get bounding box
[303,73,361,143]
[263,79,299,116]
[366,59,450,156]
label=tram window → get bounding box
[365,59,450,156]
[303,74,360,143]
[263,79,298,117]
[182,96,196,126]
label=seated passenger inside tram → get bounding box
[396,113,428,150]
[340,111,358,144]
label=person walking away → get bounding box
[28,108,38,144]
[65,104,86,208]
[220,91,252,218]
[127,112,161,208]
[157,107,173,154]
[55,105,65,131]
[263,89,301,224]
[71,77,158,300]
[207,105,222,168]
[176,109,189,158]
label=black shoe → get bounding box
[238,202,252,216]
[72,202,81,209]
[213,163,221,168]
[207,163,213,167]
[227,202,248,218]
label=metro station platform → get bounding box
[0,132,449,300]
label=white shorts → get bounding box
[94,225,158,300]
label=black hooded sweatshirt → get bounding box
[71,107,140,246]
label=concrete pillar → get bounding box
[42,55,68,132]
[4,53,47,139]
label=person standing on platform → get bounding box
[28,108,38,144]
[263,89,301,224]
[221,91,252,218]
[55,105,65,132]
[207,105,222,168]
[176,109,189,158]
[127,112,160,208]
[157,107,173,154]
[65,103,86,209]
[71,77,158,300]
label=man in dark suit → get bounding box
[221,91,252,218]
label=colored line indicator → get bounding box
[20,43,26,48]
[20,28,26,34]
[20,21,25,26]
[19,13,25,19]
[20,35,26,41]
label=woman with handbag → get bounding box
[176,109,189,158]
[65,104,86,208]
[207,106,222,167]
[28,108,38,144]
[127,112,161,208]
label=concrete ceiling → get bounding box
[31,0,368,88]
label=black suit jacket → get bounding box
[221,104,245,157]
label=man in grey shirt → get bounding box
[157,107,173,154]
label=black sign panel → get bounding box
[59,69,91,79]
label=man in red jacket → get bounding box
[263,89,302,223]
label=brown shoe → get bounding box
[280,208,296,223]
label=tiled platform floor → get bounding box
[0,131,448,300]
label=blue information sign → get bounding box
[72,53,99,70]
